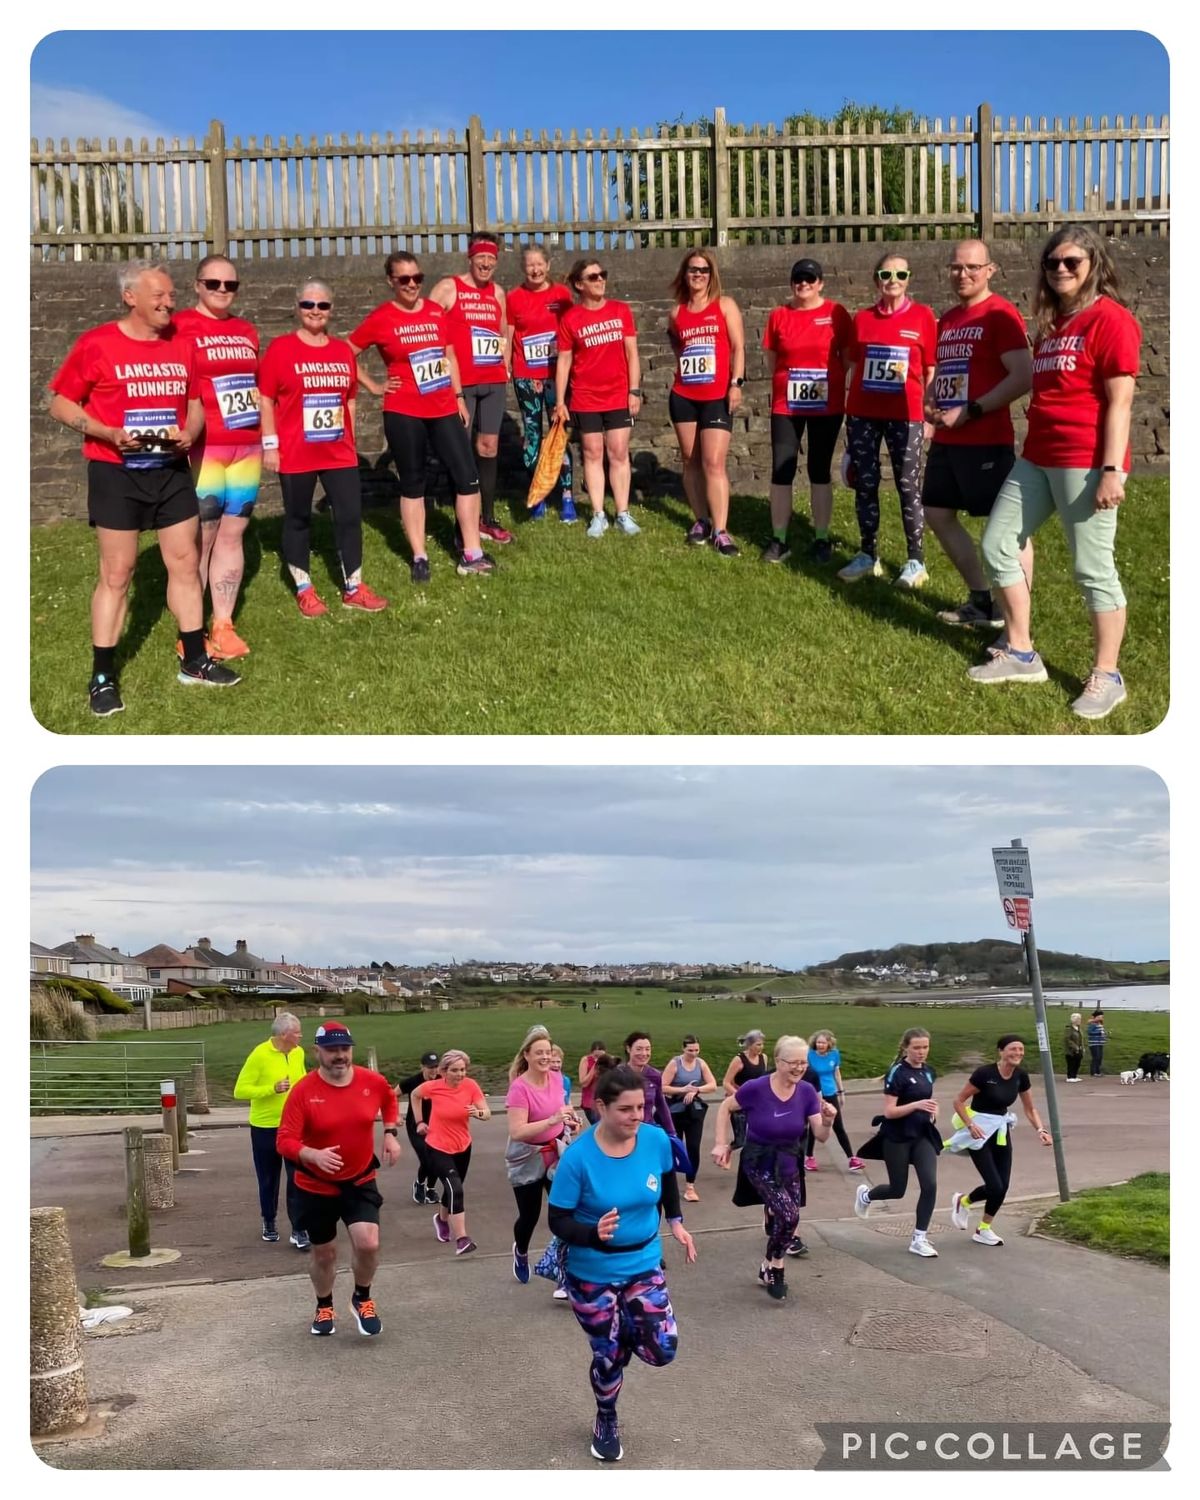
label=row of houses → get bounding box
[459,959,784,984]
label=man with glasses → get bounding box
[923,241,1033,631]
[277,1023,401,1338]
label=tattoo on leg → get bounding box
[213,569,241,606]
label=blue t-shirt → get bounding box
[805,1047,841,1098]
[548,1123,673,1284]
[735,1073,821,1148]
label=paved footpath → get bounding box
[32,1073,1169,1470]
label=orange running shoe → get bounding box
[342,582,389,612]
[208,619,250,659]
[296,588,329,618]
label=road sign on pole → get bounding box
[992,845,1033,898]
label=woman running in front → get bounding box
[803,1029,865,1173]
[506,1027,578,1286]
[712,1035,834,1300]
[946,1034,1053,1246]
[839,252,937,587]
[171,255,260,659]
[661,1034,718,1201]
[667,247,745,556]
[258,280,388,615]
[408,1049,491,1256]
[507,245,576,521]
[547,1063,696,1463]
[853,1027,942,1257]
[554,259,642,539]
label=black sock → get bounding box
[316,1293,333,1309]
[476,453,498,525]
[970,589,993,612]
[179,629,206,664]
[354,1284,371,1301]
[92,645,117,679]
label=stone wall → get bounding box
[30,239,1169,525]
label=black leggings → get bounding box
[406,1124,437,1190]
[844,415,925,561]
[512,1175,551,1254]
[867,1135,939,1232]
[279,467,363,583]
[1066,1052,1082,1081]
[384,411,480,498]
[670,1106,708,1184]
[770,412,843,486]
[426,1144,472,1216]
[966,1135,1013,1220]
[806,1101,854,1159]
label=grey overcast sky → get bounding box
[30,766,1167,967]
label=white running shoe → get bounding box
[893,559,929,589]
[909,1234,939,1257]
[973,1226,1004,1246]
[552,1285,570,1300]
[853,1184,871,1219]
[950,1192,971,1231]
[838,551,883,583]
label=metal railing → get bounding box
[30,1039,205,1114]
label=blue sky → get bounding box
[31,766,1167,967]
[30,31,1169,144]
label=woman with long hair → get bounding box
[970,224,1141,719]
[505,1027,578,1286]
[661,1034,718,1201]
[802,1028,864,1172]
[667,247,745,556]
[409,1049,491,1256]
[507,244,576,521]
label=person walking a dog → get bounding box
[1063,1013,1084,1082]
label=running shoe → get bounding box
[967,649,1049,685]
[310,1305,336,1336]
[433,1213,451,1244]
[351,1292,382,1336]
[342,582,389,612]
[614,510,640,536]
[937,599,1003,628]
[683,1186,700,1203]
[837,551,883,582]
[586,512,609,539]
[174,636,213,661]
[295,587,328,617]
[950,1192,971,1231]
[972,1227,1004,1247]
[765,1266,788,1300]
[711,530,739,557]
[455,1236,477,1256]
[513,1243,530,1284]
[686,520,713,547]
[804,1156,819,1172]
[847,1156,866,1171]
[178,656,242,688]
[261,1219,279,1243]
[208,619,250,660]
[529,501,547,520]
[894,559,930,589]
[785,1237,809,1258]
[985,632,1009,659]
[412,1179,425,1205]
[761,538,791,564]
[1070,671,1127,721]
[552,1285,570,1300]
[758,1261,771,1287]
[590,1410,623,1463]
[560,497,578,524]
[88,673,124,717]
[480,519,514,545]
[410,557,431,585]
[809,537,833,564]
[289,1229,311,1251]
[908,1234,939,1258]
[456,552,496,577]
[853,1184,871,1219]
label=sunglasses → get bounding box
[686,265,711,275]
[391,273,424,286]
[1043,255,1087,273]
[298,299,332,310]
[876,269,911,282]
[200,278,239,292]
[792,273,820,285]
[583,270,608,282]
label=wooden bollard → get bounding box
[176,1083,189,1157]
[29,1207,89,1436]
[123,1128,150,1258]
[143,1133,175,1209]
[190,1060,210,1115]
[367,1046,379,1073]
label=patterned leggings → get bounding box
[513,378,574,495]
[742,1159,803,1261]
[565,1268,678,1414]
[845,415,925,561]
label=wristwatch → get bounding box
[966,400,985,421]
[384,1127,399,1137]
[731,377,746,388]
[628,388,643,398]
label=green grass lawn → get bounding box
[30,477,1168,734]
[1038,1172,1169,1264]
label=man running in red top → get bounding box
[923,240,1033,632]
[277,1022,401,1338]
[431,238,514,545]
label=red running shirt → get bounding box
[1022,297,1141,471]
[419,1076,486,1156]
[558,301,637,412]
[276,1067,399,1196]
[931,294,1029,447]
[446,277,506,386]
[49,322,198,466]
[846,302,938,421]
[171,309,260,445]
[257,333,359,472]
[348,300,458,419]
[507,282,575,379]
[670,300,732,401]
[762,301,852,417]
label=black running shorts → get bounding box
[294,1177,384,1246]
[668,391,732,431]
[86,459,199,531]
[921,442,1016,517]
[573,408,633,434]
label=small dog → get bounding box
[1138,1051,1170,1082]
[1120,1068,1144,1085]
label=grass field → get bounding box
[1037,1172,1169,1264]
[41,998,1170,1104]
[30,476,1168,735]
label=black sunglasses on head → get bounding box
[298,299,332,310]
[200,278,239,292]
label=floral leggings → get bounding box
[742,1153,804,1261]
[513,378,574,495]
[845,415,925,561]
[565,1268,678,1413]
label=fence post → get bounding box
[711,107,729,248]
[123,1127,151,1259]
[161,1079,179,1171]
[207,117,229,257]
[190,1060,210,1115]
[467,115,488,238]
[29,1207,89,1436]
[977,103,995,242]
[175,1082,189,1156]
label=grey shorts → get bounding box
[461,383,507,437]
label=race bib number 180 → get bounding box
[302,392,344,442]
[521,331,556,370]
[862,344,910,392]
[212,373,260,429]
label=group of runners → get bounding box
[242,1014,1054,1463]
[47,221,1139,722]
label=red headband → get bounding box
[469,240,499,258]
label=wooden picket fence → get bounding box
[31,105,1169,261]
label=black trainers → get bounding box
[761,538,790,564]
[310,1305,336,1336]
[766,1266,788,1300]
[261,1219,279,1243]
[590,1409,623,1462]
[412,1178,425,1205]
[785,1237,809,1258]
[289,1229,311,1251]
[178,654,241,688]
[411,557,431,585]
[809,538,833,564]
[938,599,1003,628]
[88,673,125,717]
[711,530,740,557]
[685,519,713,547]
[351,1291,382,1336]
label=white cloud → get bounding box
[31,83,174,145]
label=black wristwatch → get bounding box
[384,1127,399,1137]
[628,388,643,398]
[966,400,985,421]
[1101,465,1124,474]
[731,377,746,388]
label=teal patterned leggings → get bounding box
[513,378,573,495]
